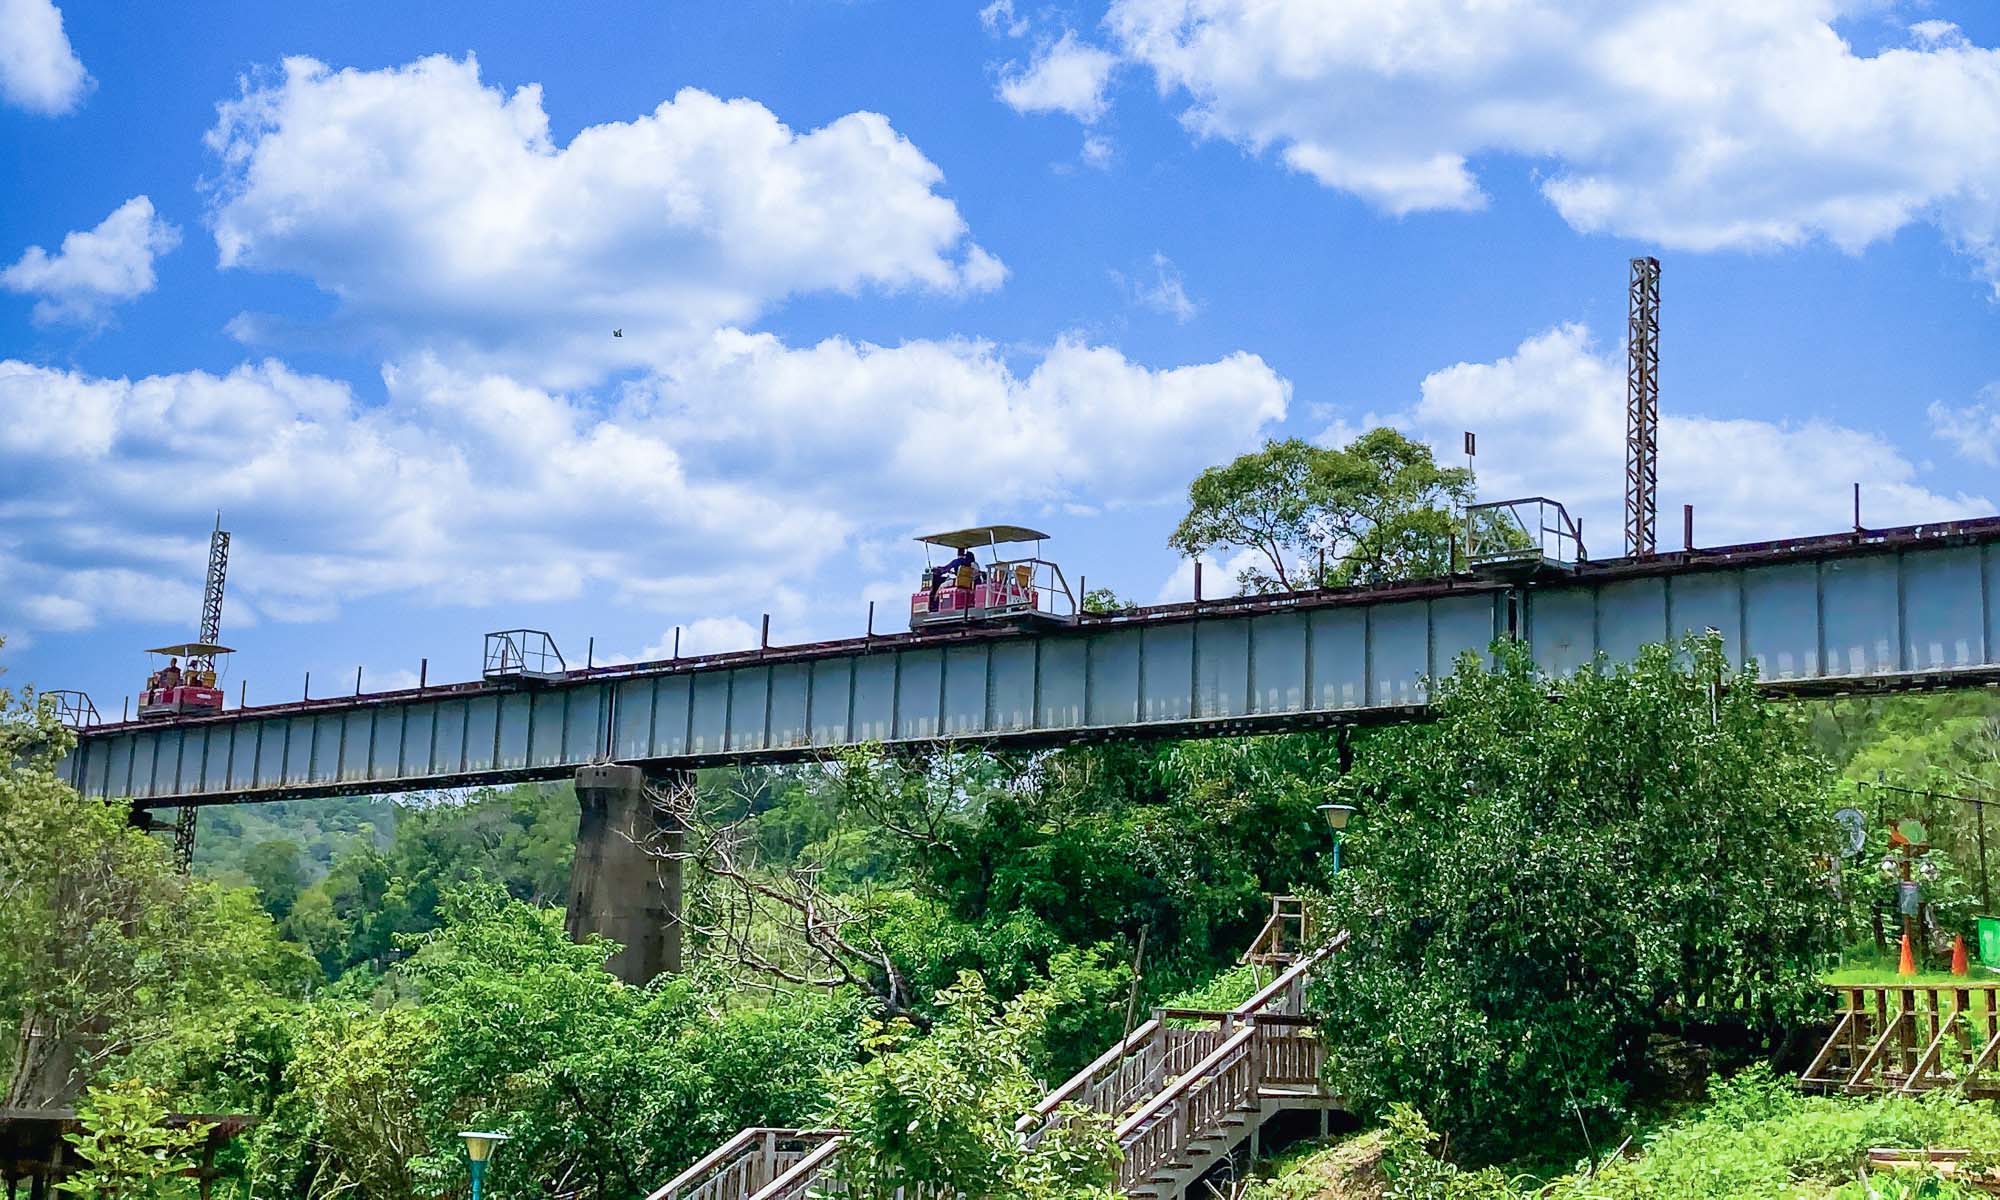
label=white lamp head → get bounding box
[1317,802,1358,832]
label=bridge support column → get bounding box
[565,764,685,984]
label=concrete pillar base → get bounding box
[565,763,686,984]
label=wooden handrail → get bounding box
[1018,1018,1163,1131]
[1235,929,1349,1017]
[746,1136,846,1200]
[1114,1024,1256,1141]
[646,1128,841,1200]
[646,1128,769,1200]
[650,926,1352,1200]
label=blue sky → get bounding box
[4,0,2000,714]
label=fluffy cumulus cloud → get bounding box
[0,334,1286,640]
[2,197,180,325]
[0,0,88,115]
[1929,387,2000,466]
[1390,324,1989,549]
[998,31,1119,123]
[1105,0,2000,286]
[204,55,1005,384]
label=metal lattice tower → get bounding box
[190,516,230,675]
[1624,257,1661,557]
[174,516,229,873]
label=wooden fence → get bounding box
[1801,983,2000,1097]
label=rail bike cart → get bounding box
[137,641,231,719]
[909,524,1078,631]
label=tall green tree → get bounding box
[1170,429,1473,593]
[1317,635,1843,1158]
[0,671,310,1107]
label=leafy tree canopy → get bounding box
[1316,635,1842,1158]
[1169,429,1473,593]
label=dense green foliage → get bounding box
[824,972,1118,1200]
[0,677,311,1108]
[132,887,864,1200]
[60,1079,212,1200]
[1317,636,1843,1158]
[1320,1066,2000,1199]
[1169,429,1472,592]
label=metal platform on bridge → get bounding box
[57,516,2000,808]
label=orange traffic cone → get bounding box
[1952,934,1969,977]
[1899,932,1918,977]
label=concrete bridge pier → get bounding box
[565,763,686,984]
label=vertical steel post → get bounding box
[1194,561,1203,603]
[1624,257,1660,556]
[172,805,198,874]
[1684,504,1694,551]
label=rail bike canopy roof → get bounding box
[915,525,1050,551]
[144,642,233,657]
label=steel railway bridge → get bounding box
[47,512,2000,980]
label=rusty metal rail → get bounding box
[1802,984,2000,1097]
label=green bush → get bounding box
[1318,636,1843,1158]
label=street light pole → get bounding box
[460,1132,509,1200]
[1317,803,1358,874]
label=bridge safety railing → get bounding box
[1465,497,1584,571]
[987,557,1078,621]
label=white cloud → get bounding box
[0,333,1287,638]
[204,55,1003,385]
[1929,387,2000,466]
[1106,0,2000,288]
[1151,546,1266,605]
[635,617,761,661]
[631,329,1286,520]
[1388,323,1989,551]
[1113,252,1198,321]
[2,197,180,325]
[999,31,1118,123]
[980,0,1028,38]
[0,0,88,115]
[1081,133,1115,169]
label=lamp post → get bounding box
[459,1132,509,1200]
[1317,802,1358,875]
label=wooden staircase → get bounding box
[647,900,1348,1200]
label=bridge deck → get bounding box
[59,517,2000,807]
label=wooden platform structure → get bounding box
[1801,983,2000,1097]
[649,899,1346,1200]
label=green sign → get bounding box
[1981,916,2000,968]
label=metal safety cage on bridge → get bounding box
[1465,496,1585,576]
[483,630,566,683]
[42,690,100,731]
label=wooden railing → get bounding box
[652,927,1349,1200]
[1802,983,2000,1098]
[645,1129,841,1200]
